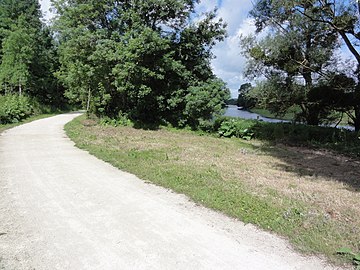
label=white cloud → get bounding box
[217,0,253,34]
[196,0,219,14]
[209,1,255,97]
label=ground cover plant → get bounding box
[0,94,34,124]
[0,93,70,130]
[66,115,360,266]
[212,117,360,158]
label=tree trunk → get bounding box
[306,105,320,126]
[354,71,360,131]
[86,87,91,118]
[354,105,360,131]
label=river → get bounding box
[224,105,355,131]
[224,105,288,123]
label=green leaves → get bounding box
[243,0,343,126]
[184,79,230,126]
[337,247,360,267]
[218,119,255,140]
[0,0,64,106]
[0,94,34,124]
[0,21,34,90]
[54,0,228,126]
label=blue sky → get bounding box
[39,0,254,97]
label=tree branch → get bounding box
[338,30,360,65]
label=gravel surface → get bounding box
[0,113,343,269]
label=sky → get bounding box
[39,0,254,97]
[198,0,255,97]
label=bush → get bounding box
[218,118,255,140]
[0,94,34,124]
[99,112,132,127]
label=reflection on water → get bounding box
[224,105,288,123]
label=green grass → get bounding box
[65,115,359,266]
[250,107,297,121]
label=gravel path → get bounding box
[0,113,342,269]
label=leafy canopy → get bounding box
[53,0,229,126]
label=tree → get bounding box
[0,0,42,59]
[0,17,35,94]
[237,83,256,109]
[248,0,360,130]
[53,0,229,126]
[0,0,65,106]
[241,0,341,125]
[184,78,230,127]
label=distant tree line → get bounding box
[240,0,360,131]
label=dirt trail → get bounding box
[0,113,343,269]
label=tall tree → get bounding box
[248,0,360,130]
[0,18,34,94]
[237,83,256,109]
[0,0,42,61]
[0,0,65,106]
[241,0,340,125]
[53,0,229,126]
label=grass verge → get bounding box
[65,115,360,266]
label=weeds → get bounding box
[337,247,360,269]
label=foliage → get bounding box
[241,0,343,126]
[237,83,256,109]
[0,94,34,124]
[218,118,254,140]
[0,0,66,107]
[183,78,230,127]
[99,112,132,127]
[205,116,360,157]
[337,247,360,268]
[0,18,34,93]
[226,98,237,105]
[247,0,360,131]
[242,0,356,125]
[53,0,229,127]
[293,0,360,131]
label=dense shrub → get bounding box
[99,112,132,127]
[218,118,255,140]
[0,95,34,124]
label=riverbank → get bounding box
[224,105,288,123]
[65,115,359,267]
[225,106,355,130]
